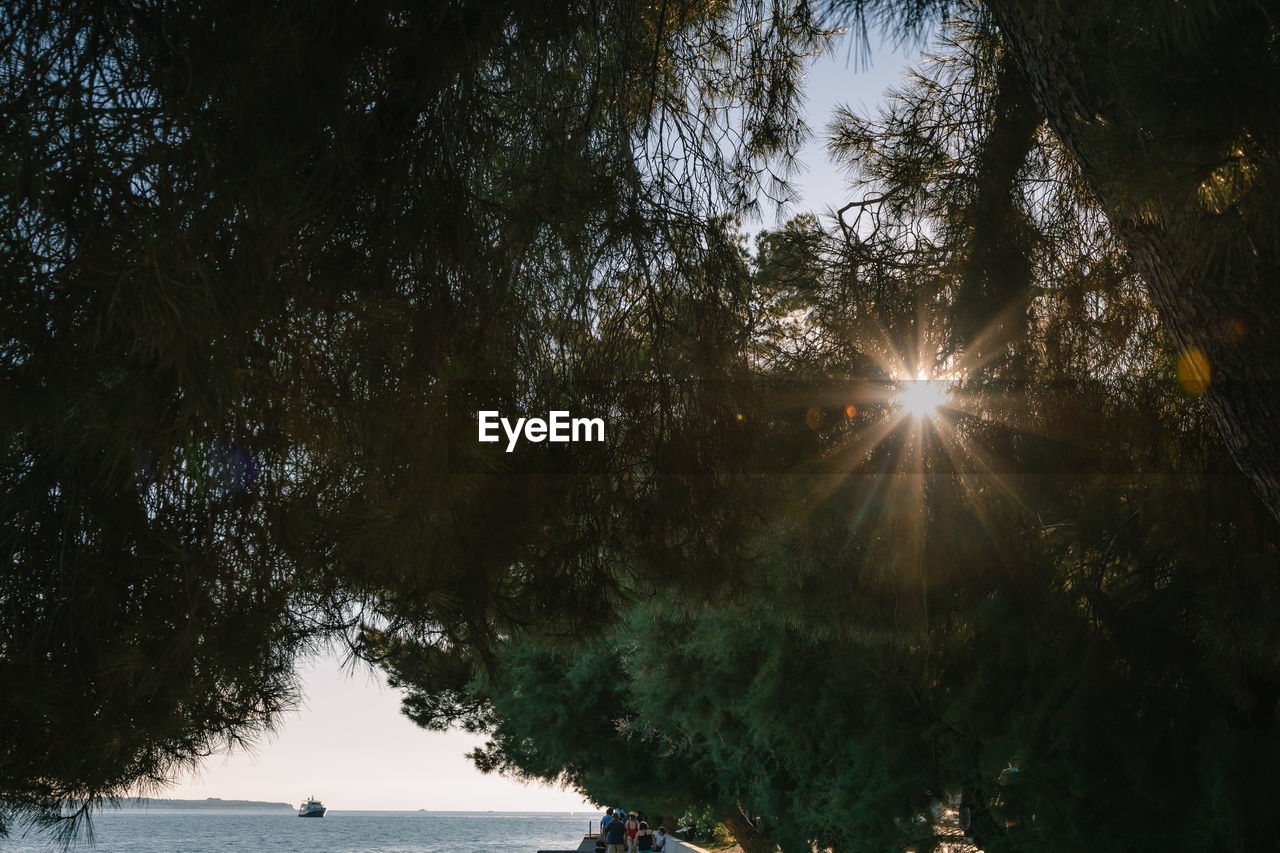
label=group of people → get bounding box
[597,807,670,853]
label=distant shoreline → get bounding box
[118,797,293,810]
[108,803,587,813]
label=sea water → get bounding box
[1,810,594,853]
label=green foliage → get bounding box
[678,808,733,846]
[0,0,828,837]
[383,11,1280,853]
[6,2,1280,852]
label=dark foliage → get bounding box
[385,12,1280,853]
[0,0,825,837]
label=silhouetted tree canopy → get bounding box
[826,0,1280,521]
[1,0,824,836]
[5,0,1280,849]
[384,11,1280,852]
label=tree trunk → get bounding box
[955,48,1041,380]
[986,0,1280,521]
[723,808,779,853]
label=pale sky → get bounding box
[165,28,920,815]
[165,648,596,812]
[785,28,919,222]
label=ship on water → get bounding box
[298,796,327,818]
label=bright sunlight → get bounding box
[895,376,952,419]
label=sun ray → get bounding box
[790,308,1089,596]
[929,410,1039,526]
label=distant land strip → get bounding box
[120,797,293,810]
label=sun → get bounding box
[896,375,952,419]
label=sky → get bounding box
[165,646,596,812]
[164,27,923,816]
[780,28,921,223]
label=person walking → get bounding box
[625,811,639,852]
[596,808,615,853]
[635,821,656,852]
[604,810,628,853]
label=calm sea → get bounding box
[2,810,595,853]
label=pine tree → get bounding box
[386,15,1280,852]
[0,0,824,836]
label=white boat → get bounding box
[298,796,327,818]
